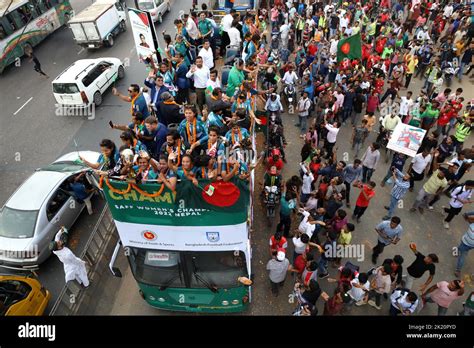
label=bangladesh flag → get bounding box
[337,33,362,63]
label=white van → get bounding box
[52,57,124,107]
[137,0,171,23]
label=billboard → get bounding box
[387,123,427,158]
[128,8,160,63]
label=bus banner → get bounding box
[102,178,250,227]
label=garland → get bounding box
[186,118,197,145]
[99,176,165,197]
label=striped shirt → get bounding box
[391,169,410,200]
[461,223,474,248]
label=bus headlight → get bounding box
[231,300,239,305]
[222,300,229,306]
[158,297,166,302]
[149,295,156,301]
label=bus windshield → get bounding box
[128,248,247,289]
[188,251,247,289]
[130,249,185,288]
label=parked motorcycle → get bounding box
[263,185,280,225]
[443,61,459,87]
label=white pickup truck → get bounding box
[69,0,127,48]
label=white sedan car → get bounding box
[0,151,101,268]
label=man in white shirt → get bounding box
[184,14,199,42]
[407,149,432,191]
[186,56,210,111]
[443,181,474,229]
[399,92,414,122]
[228,20,242,48]
[300,162,315,203]
[324,121,341,156]
[390,289,419,315]
[443,3,454,18]
[281,67,298,85]
[280,23,290,48]
[221,9,234,33]
[339,14,349,31]
[198,39,214,69]
[329,38,339,55]
[296,91,312,136]
[361,143,381,183]
[349,273,370,305]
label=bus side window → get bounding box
[32,0,46,15]
[6,14,18,32]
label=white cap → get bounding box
[277,251,286,261]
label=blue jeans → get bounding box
[318,257,328,275]
[456,241,473,272]
[362,166,374,183]
[457,62,467,80]
[387,195,399,217]
[382,167,393,184]
[298,115,308,134]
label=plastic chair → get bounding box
[221,65,232,87]
[188,45,197,62]
[224,47,240,66]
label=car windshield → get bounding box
[40,161,86,173]
[0,207,38,238]
[138,1,154,10]
[52,83,79,94]
[188,251,247,288]
[129,249,185,288]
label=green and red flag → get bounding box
[337,33,362,63]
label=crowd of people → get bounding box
[79,0,473,316]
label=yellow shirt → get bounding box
[338,231,352,245]
[423,170,448,194]
[406,55,418,74]
[364,115,376,132]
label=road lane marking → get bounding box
[77,47,85,55]
[129,47,135,53]
[13,97,33,115]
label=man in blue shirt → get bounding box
[139,116,167,160]
[372,217,404,264]
[383,167,411,220]
[144,75,170,115]
[112,84,150,118]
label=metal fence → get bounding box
[49,206,116,315]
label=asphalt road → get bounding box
[0,0,183,311]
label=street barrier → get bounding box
[49,206,117,315]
